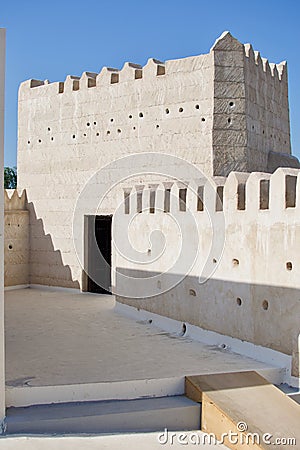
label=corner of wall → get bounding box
[243,43,291,170]
[211,32,248,176]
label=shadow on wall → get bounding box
[115,269,300,378]
[27,202,80,289]
[4,189,29,287]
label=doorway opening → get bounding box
[85,215,112,294]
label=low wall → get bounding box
[4,190,29,287]
[114,167,300,377]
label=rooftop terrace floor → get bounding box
[4,287,282,391]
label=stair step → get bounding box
[6,395,200,435]
[186,371,300,449]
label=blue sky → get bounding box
[1,0,300,166]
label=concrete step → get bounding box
[0,431,230,449]
[5,395,200,435]
[186,371,300,449]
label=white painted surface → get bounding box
[0,431,229,449]
[4,285,29,291]
[6,378,185,408]
[0,28,5,426]
[116,302,292,385]
[5,288,285,406]
[115,168,300,377]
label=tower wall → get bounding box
[211,32,294,176]
[17,51,214,287]
[244,44,291,172]
[16,32,298,290]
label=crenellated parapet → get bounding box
[4,189,27,211]
[243,44,287,82]
[19,32,288,100]
[19,57,167,99]
[242,34,291,168]
[15,34,278,102]
[18,31,295,176]
[4,189,29,288]
[19,31,297,179]
[120,167,300,221]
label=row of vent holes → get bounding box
[29,128,287,145]
[72,133,101,138]
[28,104,208,144]
[213,258,293,272]
[233,258,293,271]
[106,114,206,134]
[28,116,287,145]
[124,175,296,214]
[37,116,212,142]
[214,257,293,273]
[188,291,270,311]
[28,137,54,144]
[72,125,161,138]
[165,106,206,121]
[108,106,206,121]
[189,292,270,312]
[253,126,287,143]
[171,102,227,112]
[80,118,207,138]
[236,298,269,310]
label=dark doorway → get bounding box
[85,215,112,294]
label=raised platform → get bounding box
[5,288,287,407]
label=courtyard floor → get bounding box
[4,287,282,390]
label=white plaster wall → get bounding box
[114,168,300,377]
[17,49,214,288]
[0,28,5,425]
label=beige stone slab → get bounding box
[186,372,300,449]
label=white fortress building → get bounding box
[6,31,300,376]
[2,31,300,443]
